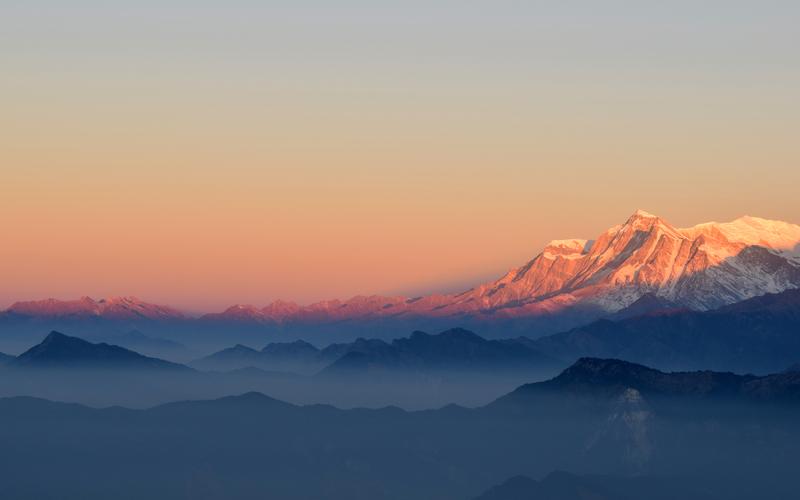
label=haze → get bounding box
[3,1,799,311]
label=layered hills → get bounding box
[1,358,799,500]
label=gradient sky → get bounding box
[2,1,799,311]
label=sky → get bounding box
[2,1,799,312]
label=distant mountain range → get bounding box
[0,331,560,408]
[192,339,322,374]
[2,211,799,342]
[193,288,800,376]
[318,328,559,377]
[4,295,184,321]
[194,328,560,376]
[10,332,799,401]
[5,285,800,384]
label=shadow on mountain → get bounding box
[533,288,800,373]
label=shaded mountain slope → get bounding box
[93,330,188,358]
[494,357,800,406]
[532,289,800,373]
[10,331,189,371]
[192,340,323,374]
[0,351,13,365]
[319,328,560,377]
[605,293,683,320]
[193,344,264,370]
[195,328,560,376]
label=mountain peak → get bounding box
[542,239,592,258]
[563,357,653,378]
[613,210,684,241]
[12,331,187,370]
[97,296,141,305]
[506,357,754,400]
[631,209,658,219]
[36,331,76,350]
[621,209,676,230]
[5,296,184,320]
[437,327,485,341]
[42,330,70,341]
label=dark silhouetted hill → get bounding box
[319,328,560,377]
[495,357,800,405]
[192,339,323,374]
[10,331,189,371]
[195,328,560,377]
[533,289,800,373]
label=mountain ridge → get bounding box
[10,331,190,371]
[494,356,800,405]
[3,211,799,338]
[5,296,184,321]
[532,288,800,374]
[193,327,560,376]
[0,351,13,365]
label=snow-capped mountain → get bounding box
[205,210,800,323]
[445,209,800,314]
[5,296,184,321]
[4,211,800,331]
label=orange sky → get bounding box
[2,2,798,311]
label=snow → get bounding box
[632,209,658,218]
[681,216,800,252]
[546,239,589,251]
[720,216,800,250]
[542,251,585,260]
[520,212,800,313]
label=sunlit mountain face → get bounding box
[5,296,186,321]
[198,210,800,323]
[4,211,799,343]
